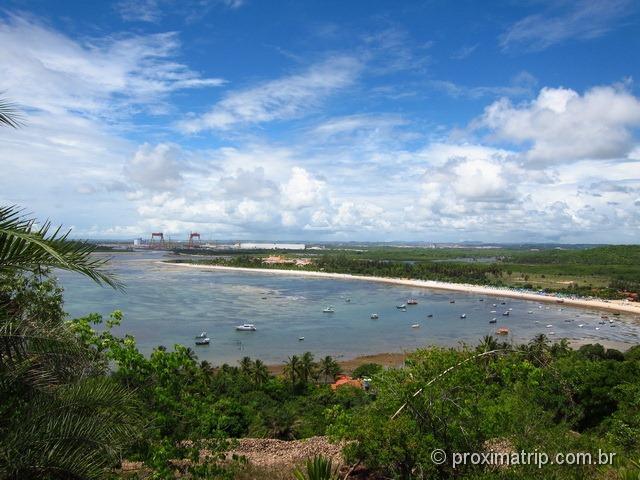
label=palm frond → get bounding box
[0,206,122,289]
[0,96,22,129]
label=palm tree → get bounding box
[478,335,499,353]
[299,352,317,384]
[0,206,120,288]
[252,359,270,385]
[284,355,301,384]
[239,356,253,375]
[1,102,139,479]
[319,355,341,383]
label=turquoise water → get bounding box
[57,252,640,364]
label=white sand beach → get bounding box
[162,262,640,317]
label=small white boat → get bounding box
[578,324,584,328]
[195,337,210,345]
[236,323,257,331]
[407,299,418,305]
[411,323,420,328]
[195,331,207,339]
[323,306,335,313]
[370,313,379,319]
[549,331,556,335]
[298,336,305,341]
[396,304,407,309]
[546,324,553,328]
[492,303,497,307]
[596,327,600,330]
[460,313,467,319]
[489,318,497,324]
[502,311,510,316]
[528,310,533,314]
[490,310,497,313]
[508,308,513,311]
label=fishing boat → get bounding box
[236,323,257,331]
[407,299,418,305]
[195,337,210,345]
[578,324,584,328]
[323,306,335,313]
[460,313,467,319]
[528,310,533,314]
[449,300,455,304]
[492,303,497,307]
[345,298,351,303]
[546,324,553,328]
[396,304,407,309]
[370,313,379,319]
[490,310,497,313]
[411,324,420,328]
[195,331,207,339]
[496,327,509,335]
[298,337,305,341]
[489,318,497,324]
[502,311,510,316]
[427,314,433,318]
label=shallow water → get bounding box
[57,252,640,365]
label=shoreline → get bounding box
[161,262,640,316]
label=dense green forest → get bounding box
[173,244,640,299]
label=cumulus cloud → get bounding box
[124,143,184,191]
[179,56,361,132]
[280,167,326,210]
[477,85,640,164]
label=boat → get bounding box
[323,306,335,313]
[345,298,351,303]
[479,299,484,302]
[427,314,433,318]
[195,337,210,345]
[496,327,509,335]
[528,310,533,314]
[489,318,497,324]
[195,331,207,339]
[578,324,584,328]
[546,324,553,328]
[298,336,305,341]
[407,299,418,305]
[236,323,257,331]
[460,313,467,319]
[598,320,606,325]
[411,324,420,328]
[502,311,510,316]
[549,331,556,335]
[500,302,506,305]
[370,313,379,319]
[490,310,497,313]
[396,304,407,309]
[596,327,600,330]
[492,303,497,307]
[449,300,455,303]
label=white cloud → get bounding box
[0,14,224,117]
[179,56,361,132]
[477,85,640,164]
[500,0,634,52]
[280,167,326,210]
[124,143,184,191]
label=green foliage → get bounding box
[292,455,340,480]
[351,362,383,379]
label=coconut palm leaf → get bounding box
[0,96,21,129]
[0,206,121,289]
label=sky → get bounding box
[1,0,640,243]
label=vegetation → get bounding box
[173,244,640,300]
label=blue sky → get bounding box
[1,0,639,242]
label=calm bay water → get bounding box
[57,252,640,364]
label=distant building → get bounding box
[238,242,305,250]
[330,375,364,390]
[133,238,143,246]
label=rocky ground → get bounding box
[228,436,345,468]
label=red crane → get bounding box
[149,232,164,248]
[188,232,201,248]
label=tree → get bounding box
[252,359,270,385]
[0,211,141,478]
[284,355,301,384]
[319,355,341,383]
[299,352,317,384]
